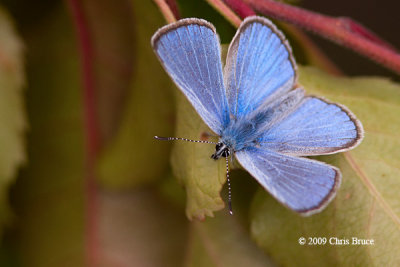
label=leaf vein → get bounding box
[344,152,400,230]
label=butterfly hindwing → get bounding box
[259,96,364,155]
[235,147,341,216]
[224,16,297,119]
[152,19,230,134]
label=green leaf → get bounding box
[185,211,275,267]
[171,92,226,220]
[0,7,26,236]
[96,0,175,189]
[11,6,84,266]
[251,66,400,266]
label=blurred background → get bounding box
[0,0,399,266]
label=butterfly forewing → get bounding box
[151,18,229,134]
[235,147,341,216]
[224,16,297,119]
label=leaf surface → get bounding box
[185,211,275,267]
[250,66,400,266]
[171,92,226,220]
[0,7,26,237]
[97,0,175,188]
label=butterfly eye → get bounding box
[215,143,223,151]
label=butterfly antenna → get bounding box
[225,155,233,215]
[154,136,217,144]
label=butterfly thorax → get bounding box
[211,113,269,159]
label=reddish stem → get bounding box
[338,17,396,52]
[243,0,400,75]
[154,0,178,23]
[223,0,255,17]
[66,1,100,266]
[165,0,181,19]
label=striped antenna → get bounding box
[225,155,233,215]
[154,136,217,144]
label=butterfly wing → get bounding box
[259,96,364,155]
[152,19,229,134]
[235,147,341,216]
[225,16,297,119]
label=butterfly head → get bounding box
[211,142,230,160]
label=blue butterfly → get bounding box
[151,16,363,216]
